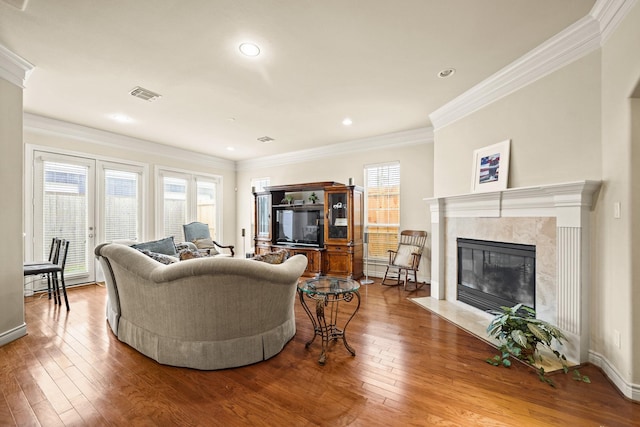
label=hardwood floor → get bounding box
[2,282,638,426]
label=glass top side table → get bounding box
[297,276,361,365]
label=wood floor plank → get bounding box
[0,282,635,426]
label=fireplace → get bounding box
[425,180,601,364]
[457,238,535,313]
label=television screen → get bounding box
[276,209,323,247]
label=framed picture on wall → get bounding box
[470,139,510,193]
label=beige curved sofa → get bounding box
[95,243,307,370]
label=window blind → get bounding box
[364,162,400,259]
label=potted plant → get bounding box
[486,303,589,386]
[308,192,318,204]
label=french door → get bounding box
[31,151,143,287]
[33,152,96,285]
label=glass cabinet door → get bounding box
[327,191,348,240]
[256,194,271,238]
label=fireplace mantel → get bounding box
[424,180,601,363]
[426,180,601,220]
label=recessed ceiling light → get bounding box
[226,146,235,151]
[109,113,133,123]
[342,117,353,126]
[239,42,260,57]
[438,68,456,78]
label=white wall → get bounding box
[599,0,640,392]
[236,139,434,280]
[0,78,26,345]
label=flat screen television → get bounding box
[276,209,324,247]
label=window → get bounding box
[251,177,270,193]
[364,162,400,259]
[157,169,222,242]
[103,168,141,242]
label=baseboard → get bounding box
[0,323,27,347]
[589,350,640,401]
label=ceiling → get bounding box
[0,0,595,161]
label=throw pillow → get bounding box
[136,249,178,265]
[131,236,177,256]
[192,238,220,255]
[179,248,207,261]
[393,245,420,267]
[252,249,289,265]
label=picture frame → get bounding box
[470,139,510,193]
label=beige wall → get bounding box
[23,128,237,250]
[599,1,640,386]
[434,51,602,197]
[236,142,434,279]
[0,78,26,343]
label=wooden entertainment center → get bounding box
[253,181,363,279]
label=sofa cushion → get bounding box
[132,237,177,256]
[136,249,178,265]
[179,248,207,261]
[252,249,289,265]
[192,238,220,255]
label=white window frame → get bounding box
[155,166,223,243]
[97,161,146,243]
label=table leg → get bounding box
[340,291,360,356]
[298,289,360,365]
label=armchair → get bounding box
[182,221,235,256]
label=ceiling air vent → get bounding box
[257,136,274,143]
[129,86,162,102]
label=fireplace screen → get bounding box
[457,238,535,312]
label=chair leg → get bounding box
[382,266,402,286]
[59,272,70,311]
[46,273,52,299]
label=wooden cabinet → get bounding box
[253,182,363,279]
[274,245,324,277]
[324,185,364,279]
[254,191,273,255]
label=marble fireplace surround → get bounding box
[423,181,601,364]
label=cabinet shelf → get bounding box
[273,204,324,210]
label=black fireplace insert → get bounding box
[457,238,535,312]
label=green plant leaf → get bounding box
[527,323,551,344]
[510,329,528,347]
[486,358,499,366]
[502,359,511,368]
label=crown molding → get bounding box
[23,113,236,171]
[429,0,636,131]
[592,0,638,43]
[0,44,34,88]
[236,126,434,171]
